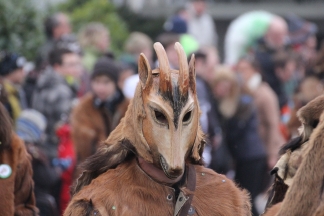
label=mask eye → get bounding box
[154,110,168,125]
[183,111,192,123]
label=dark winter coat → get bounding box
[254,38,289,109]
[217,95,267,161]
[26,142,60,216]
[32,66,76,158]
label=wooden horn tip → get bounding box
[153,42,163,49]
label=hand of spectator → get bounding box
[52,157,72,171]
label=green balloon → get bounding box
[180,34,199,56]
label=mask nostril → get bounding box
[160,155,168,172]
[159,155,183,179]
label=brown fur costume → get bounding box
[71,92,129,164]
[264,94,324,215]
[65,42,251,216]
[0,103,38,215]
[65,158,250,215]
[287,77,324,137]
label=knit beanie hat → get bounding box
[91,57,120,83]
[16,109,47,143]
[0,52,26,77]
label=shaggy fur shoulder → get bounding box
[193,165,252,216]
[265,95,324,211]
[297,94,324,127]
[297,94,324,141]
[65,158,251,216]
[265,111,324,216]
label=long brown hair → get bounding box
[0,102,13,151]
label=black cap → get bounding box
[0,52,26,77]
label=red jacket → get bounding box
[57,124,76,215]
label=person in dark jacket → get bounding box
[32,47,82,159]
[211,66,267,216]
[253,16,290,109]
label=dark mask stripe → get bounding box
[160,80,188,129]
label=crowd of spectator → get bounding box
[0,0,323,215]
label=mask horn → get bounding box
[153,42,171,93]
[174,42,189,95]
[188,54,196,93]
[138,53,152,90]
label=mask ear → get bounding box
[138,53,152,90]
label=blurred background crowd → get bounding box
[1,0,324,215]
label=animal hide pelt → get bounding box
[65,158,251,216]
[264,94,324,216]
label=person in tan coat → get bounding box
[0,101,38,215]
[236,56,286,169]
[71,56,129,165]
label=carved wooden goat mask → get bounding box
[138,42,200,180]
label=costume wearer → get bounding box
[264,95,324,216]
[0,103,38,216]
[64,42,251,216]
